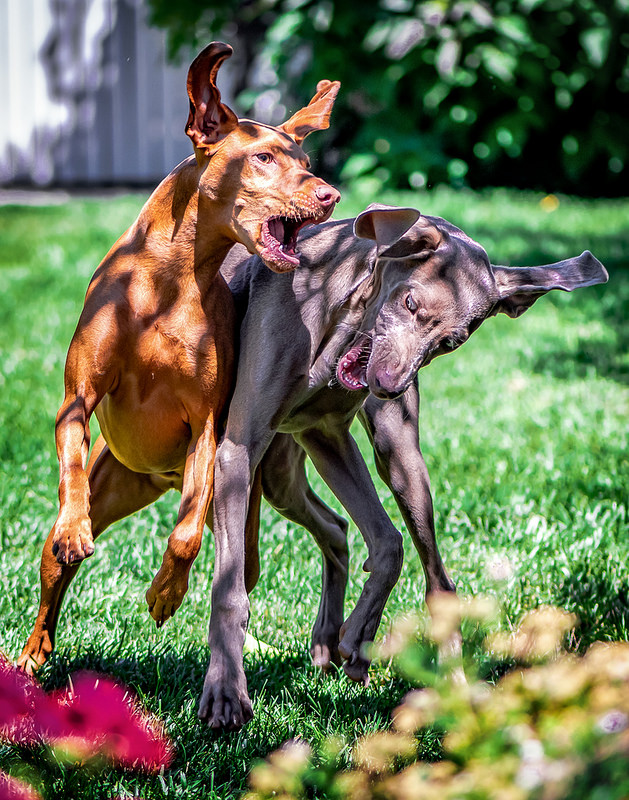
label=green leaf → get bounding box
[339,153,378,180]
[580,27,611,68]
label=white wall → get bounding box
[0,0,233,186]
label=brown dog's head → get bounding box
[185,42,340,273]
[336,204,609,399]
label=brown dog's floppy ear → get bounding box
[185,42,239,161]
[354,204,421,251]
[492,251,609,318]
[280,80,341,146]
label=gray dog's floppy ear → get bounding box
[354,205,421,251]
[492,251,609,318]
[185,42,239,162]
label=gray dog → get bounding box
[198,203,608,730]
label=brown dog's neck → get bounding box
[132,158,238,296]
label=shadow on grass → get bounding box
[25,643,427,799]
[554,553,629,651]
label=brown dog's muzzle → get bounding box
[259,185,340,274]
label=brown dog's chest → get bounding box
[92,287,234,475]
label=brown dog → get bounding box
[18,42,340,672]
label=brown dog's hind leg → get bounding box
[18,436,169,672]
[261,434,349,671]
[145,417,220,627]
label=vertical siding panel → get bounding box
[162,51,191,174]
[134,4,153,181]
[112,0,138,181]
[0,1,12,181]
[109,0,124,182]
[101,0,117,183]
[7,0,34,180]
[0,0,228,186]
[32,0,52,183]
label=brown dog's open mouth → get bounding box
[260,203,336,273]
[260,214,313,272]
[336,336,371,390]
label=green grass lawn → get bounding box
[0,186,627,799]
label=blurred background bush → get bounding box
[147,0,629,197]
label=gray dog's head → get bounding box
[336,204,608,399]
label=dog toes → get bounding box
[342,655,370,686]
[311,641,342,672]
[145,567,187,627]
[338,632,371,685]
[16,651,45,675]
[145,588,176,628]
[52,537,94,564]
[198,686,253,731]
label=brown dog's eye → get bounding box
[255,153,274,164]
[405,293,418,313]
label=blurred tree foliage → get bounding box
[147,0,629,196]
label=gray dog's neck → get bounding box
[224,217,375,324]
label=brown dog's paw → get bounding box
[145,567,188,627]
[198,684,253,731]
[51,519,95,564]
[16,650,45,675]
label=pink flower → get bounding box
[44,673,173,772]
[0,656,172,773]
[0,658,50,745]
[0,770,41,800]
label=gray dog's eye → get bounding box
[405,293,418,313]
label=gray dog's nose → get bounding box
[372,367,404,400]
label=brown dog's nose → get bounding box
[315,184,341,207]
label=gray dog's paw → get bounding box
[198,684,253,731]
[340,650,370,685]
[338,631,371,685]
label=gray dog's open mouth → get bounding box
[336,336,371,390]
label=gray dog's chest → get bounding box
[277,384,367,434]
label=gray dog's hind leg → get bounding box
[296,425,404,684]
[359,378,456,598]
[261,433,349,671]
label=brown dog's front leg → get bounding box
[19,437,169,672]
[146,418,218,626]
[51,389,100,564]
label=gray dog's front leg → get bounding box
[296,425,404,684]
[360,382,464,677]
[359,378,456,598]
[199,437,254,731]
